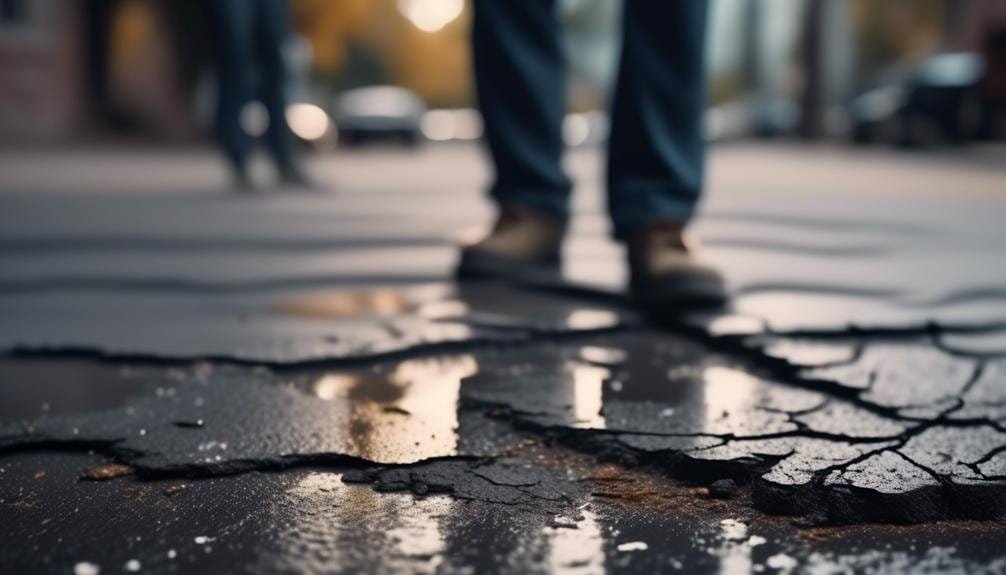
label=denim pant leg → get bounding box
[471,0,571,224]
[254,0,296,172]
[607,0,710,239]
[211,0,254,172]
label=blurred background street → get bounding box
[2,0,1006,149]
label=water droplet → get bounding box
[766,553,798,570]
[719,518,748,541]
[73,562,100,575]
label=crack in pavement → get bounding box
[0,279,1004,525]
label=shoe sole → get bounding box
[456,250,561,284]
[630,273,729,316]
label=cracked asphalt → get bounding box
[1,143,1005,574]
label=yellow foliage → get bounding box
[290,0,471,105]
[291,0,376,71]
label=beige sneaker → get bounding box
[457,205,565,280]
[628,221,727,313]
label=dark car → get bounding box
[850,52,986,147]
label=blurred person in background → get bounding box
[210,0,312,190]
[458,0,725,314]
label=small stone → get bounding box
[708,479,737,499]
[124,559,141,572]
[617,541,648,552]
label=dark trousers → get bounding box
[210,0,295,173]
[472,0,709,239]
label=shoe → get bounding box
[457,205,565,281]
[627,221,727,314]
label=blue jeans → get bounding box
[210,0,295,174]
[472,0,709,239]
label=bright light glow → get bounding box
[421,109,483,142]
[240,101,269,138]
[286,103,330,141]
[310,356,478,462]
[547,508,605,572]
[420,109,456,141]
[451,108,483,140]
[274,288,411,318]
[565,310,618,331]
[417,299,469,320]
[569,361,607,429]
[702,366,760,422]
[312,374,359,401]
[397,0,464,33]
[563,113,591,147]
[578,345,627,367]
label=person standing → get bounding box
[210,0,311,190]
[459,0,725,312]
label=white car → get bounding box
[332,85,426,146]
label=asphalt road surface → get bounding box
[1,142,1005,574]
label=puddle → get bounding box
[568,361,608,429]
[286,356,478,461]
[273,288,414,319]
[3,447,1005,574]
[273,471,454,573]
[546,508,606,573]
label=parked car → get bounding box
[331,85,425,146]
[849,52,987,147]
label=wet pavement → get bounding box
[1,143,1005,573]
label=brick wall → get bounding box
[0,0,85,143]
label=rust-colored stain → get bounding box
[587,463,736,513]
[80,463,135,481]
[163,483,189,497]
